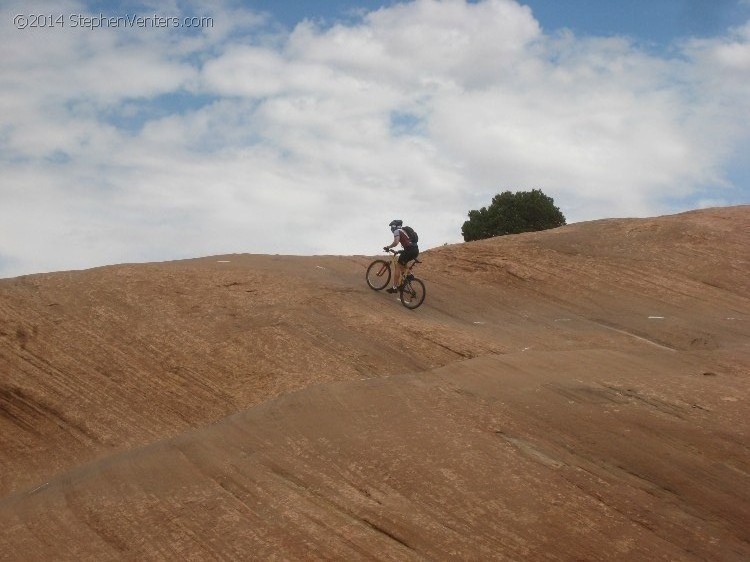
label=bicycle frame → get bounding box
[366,249,426,309]
[379,249,417,285]
[378,250,417,277]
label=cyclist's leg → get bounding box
[389,263,403,291]
[399,248,417,285]
[386,253,402,292]
[406,248,419,277]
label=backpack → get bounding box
[402,226,418,244]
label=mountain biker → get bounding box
[383,219,419,293]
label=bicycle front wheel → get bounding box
[400,278,426,309]
[366,259,391,290]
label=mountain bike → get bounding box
[366,249,426,309]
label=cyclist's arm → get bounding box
[384,234,399,250]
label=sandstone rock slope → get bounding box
[1,206,748,560]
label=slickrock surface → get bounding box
[1,206,748,560]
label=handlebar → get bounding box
[383,247,421,265]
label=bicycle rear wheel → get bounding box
[366,259,391,290]
[400,277,426,309]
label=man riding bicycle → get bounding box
[383,219,419,293]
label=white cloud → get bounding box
[1,0,749,277]
[682,22,750,97]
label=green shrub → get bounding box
[462,189,566,241]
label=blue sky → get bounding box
[530,0,750,43]
[255,0,750,42]
[1,0,749,277]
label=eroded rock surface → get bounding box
[1,206,748,560]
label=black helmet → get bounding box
[389,219,403,232]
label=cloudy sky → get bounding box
[1,0,749,278]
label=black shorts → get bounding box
[398,245,419,265]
